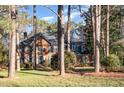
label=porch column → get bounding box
[45,47,49,67]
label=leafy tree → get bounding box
[37,19,50,32]
[0,42,8,69]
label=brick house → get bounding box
[19,32,57,66]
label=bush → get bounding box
[101,54,121,72]
[110,44,124,66]
[51,53,58,70]
[51,51,76,70]
[21,62,33,69]
[101,57,107,67]
[64,51,76,70]
[107,54,120,67]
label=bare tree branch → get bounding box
[42,5,62,21]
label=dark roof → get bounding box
[20,32,57,47]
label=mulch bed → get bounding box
[80,72,124,78]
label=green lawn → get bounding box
[0,70,124,87]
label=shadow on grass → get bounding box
[19,71,59,76]
[0,75,7,78]
[21,68,53,72]
[36,68,53,72]
[72,67,95,73]
[8,83,21,87]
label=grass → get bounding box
[0,69,124,87]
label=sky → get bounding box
[25,5,90,33]
[27,5,89,23]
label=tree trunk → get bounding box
[106,5,109,57]
[67,5,71,52]
[100,6,105,56]
[95,5,101,73]
[101,27,106,56]
[16,11,20,71]
[91,5,96,64]
[58,5,65,76]
[8,5,12,74]
[33,5,37,70]
[16,32,20,71]
[8,5,16,78]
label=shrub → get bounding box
[101,57,107,67]
[51,51,76,70]
[21,62,33,69]
[20,63,25,68]
[101,54,121,72]
[110,44,124,66]
[64,51,76,70]
[106,54,120,67]
[51,53,58,70]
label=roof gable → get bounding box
[20,32,57,47]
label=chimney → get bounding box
[24,32,27,39]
